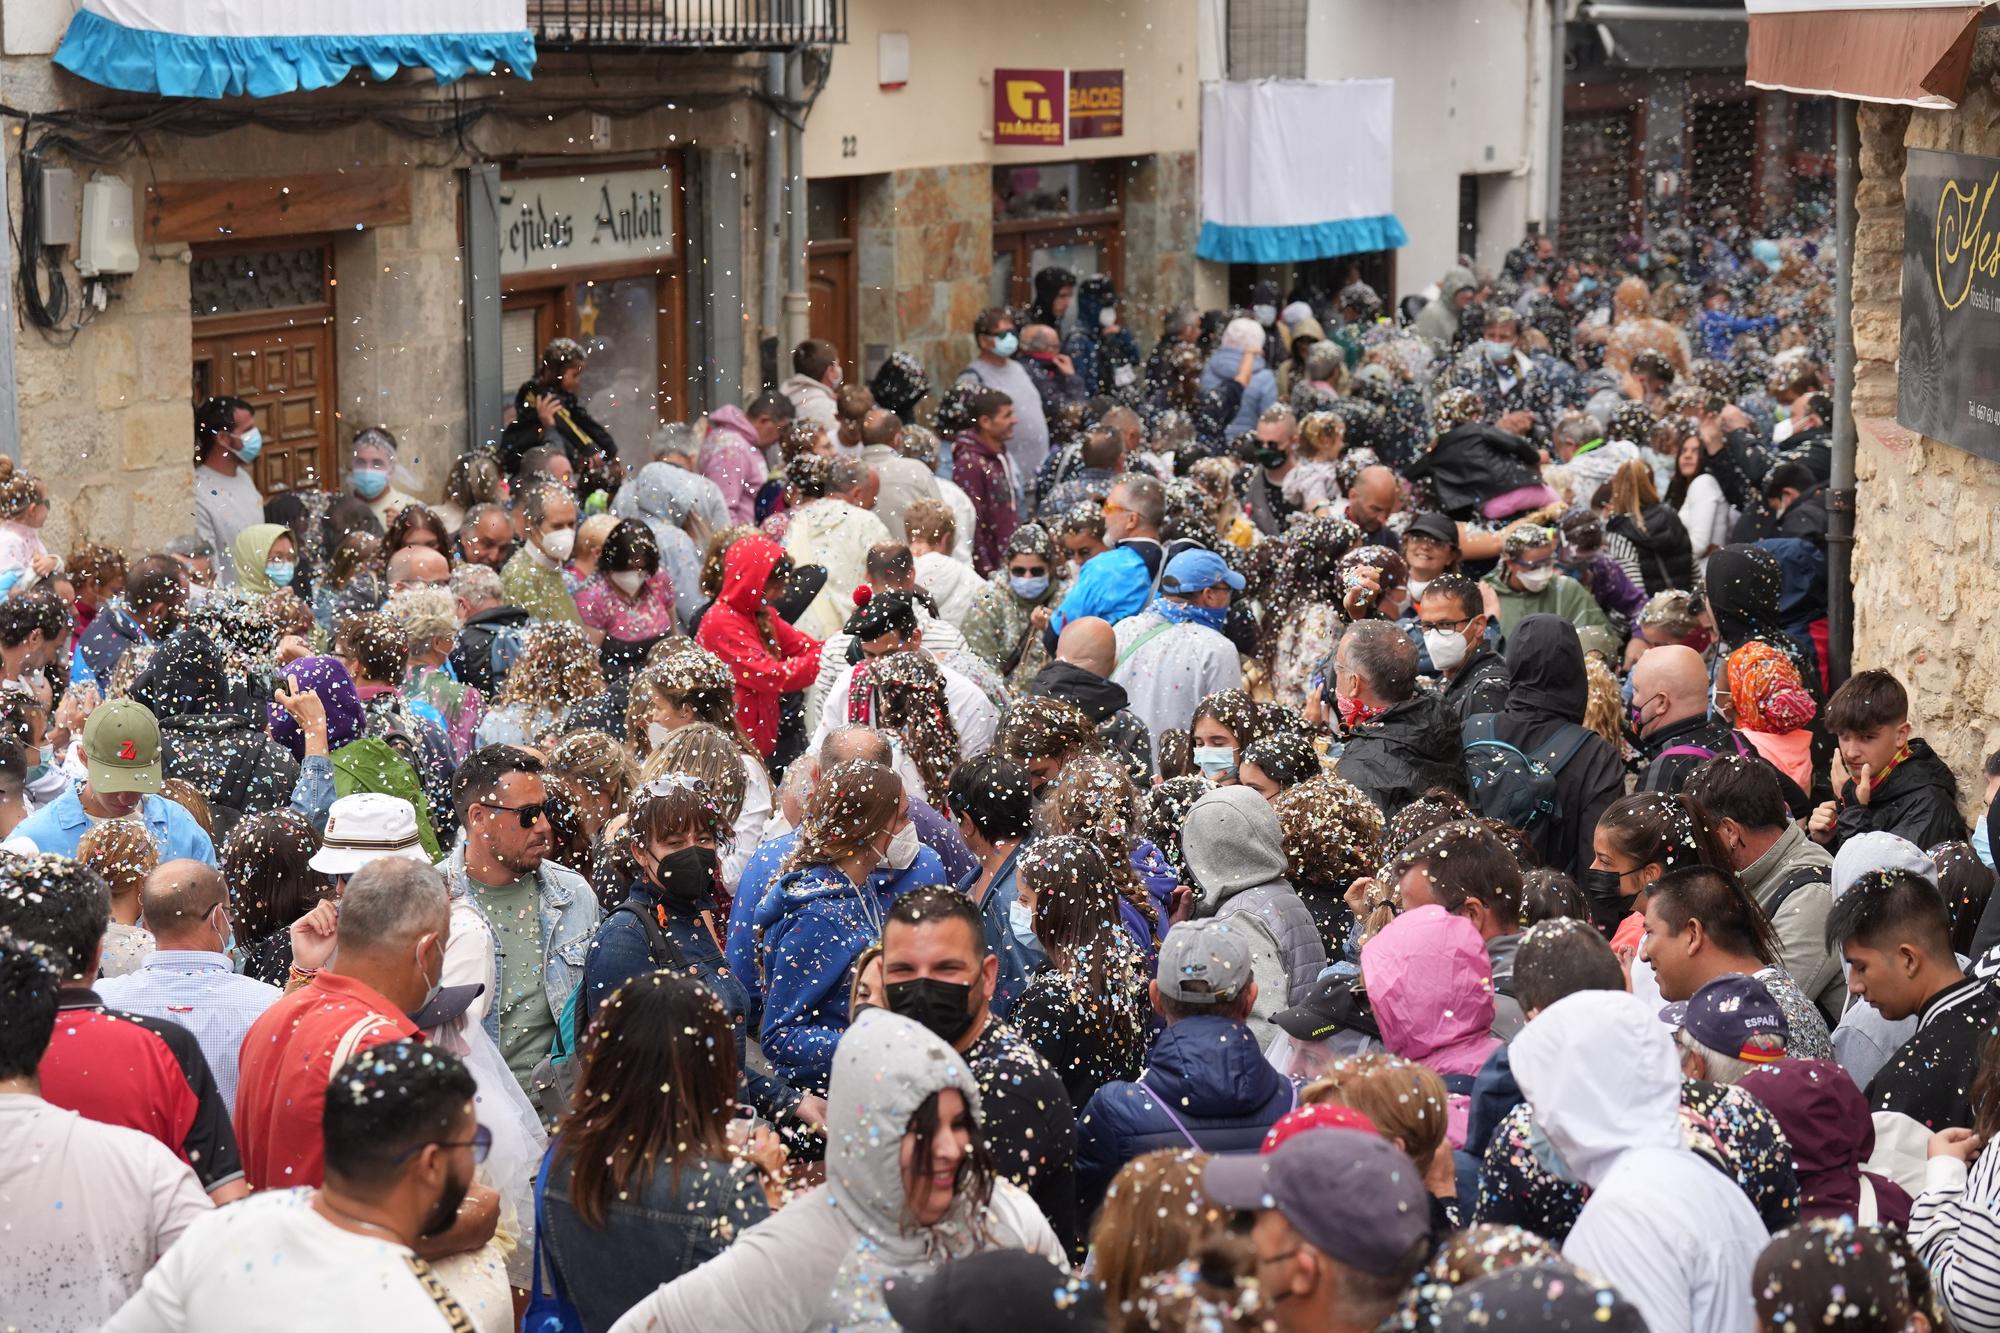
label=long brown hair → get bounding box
[782,761,902,873]
[1972,1031,2000,1142]
[555,970,739,1228]
[1018,834,1142,998]
[1609,458,1661,534]
[1091,1150,1230,1331]
[1040,754,1161,932]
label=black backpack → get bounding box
[1461,714,1594,856]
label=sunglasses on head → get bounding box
[477,801,547,829]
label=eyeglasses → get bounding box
[476,801,547,829]
[1415,615,1475,634]
[392,1123,493,1165]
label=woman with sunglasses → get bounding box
[609,1008,1062,1333]
[579,774,821,1129]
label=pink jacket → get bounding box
[1362,904,1501,1079]
[701,407,769,526]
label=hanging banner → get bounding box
[994,68,1068,146]
[1069,69,1125,140]
[1899,147,2000,463]
[502,166,676,276]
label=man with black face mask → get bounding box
[880,886,1080,1257]
[579,774,827,1130]
[105,1039,494,1328]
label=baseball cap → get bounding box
[1832,831,1937,899]
[1203,1128,1429,1276]
[83,698,163,795]
[881,1249,1103,1333]
[1658,973,1788,1062]
[1159,548,1246,596]
[310,793,434,876]
[1404,512,1460,548]
[1157,920,1253,1004]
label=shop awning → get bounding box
[53,0,535,98]
[1745,0,1989,107]
[1580,4,1748,71]
[1198,79,1409,264]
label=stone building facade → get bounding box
[1849,33,2000,803]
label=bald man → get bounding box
[1631,644,1747,796]
[1030,616,1152,782]
[96,859,282,1114]
[386,544,450,593]
[1344,464,1403,544]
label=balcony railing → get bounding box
[531,0,847,50]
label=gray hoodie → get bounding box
[610,1009,1061,1333]
[1182,787,1328,1047]
[1414,266,1478,352]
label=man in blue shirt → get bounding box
[1047,473,1167,641]
[13,698,216,865]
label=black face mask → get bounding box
[1254,447,1287,470]
[1578,867,1633,933]
[644,845,719,908]
[886,976,977,1046]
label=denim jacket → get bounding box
[957,847,1040,1018]
[541,1140,772,1330]
[440,839,600,1048]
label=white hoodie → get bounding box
[1511,991,1765,1333]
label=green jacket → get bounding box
[1480,567,1617,654]
[500,548,580,625]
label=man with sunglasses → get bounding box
[236,856,497,1255]
[107,1040,495,1330]
[96,860,280,1116]
[1479,523,1614,645]
[1047,473,1168,641]
[439,745,599,1096]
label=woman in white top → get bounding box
[625,644,773,890]
[1668,434,1734,575]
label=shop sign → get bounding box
[1900,148,2000,462]
[1069,69,1124,140]
[994,68,1068,146]
[502,166,675,275]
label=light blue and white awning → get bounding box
[54,0,535,98]
[1198,79,1409,265]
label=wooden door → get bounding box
[807,248,855,379]
[190,240,337,495]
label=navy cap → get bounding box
[1659,973,1788,1063]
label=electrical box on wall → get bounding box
[36,166,75,247]
[77,174,138,277]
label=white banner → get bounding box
[502,167,678,276]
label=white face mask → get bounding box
[539,527,577,562]
[880,822,920,871]
[1772,417,1797,444]
[610,569,647,596]
[646,721,673,750]
[1514,566,1555,593]
[1424,628,1469,672]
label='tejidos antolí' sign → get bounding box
[1900,148,2000,462]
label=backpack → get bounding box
[531,902,687,1123]
[330,737,442,859]
[1461,714,1594,854]
[1765,864,1831,918]
[486,622,529,685]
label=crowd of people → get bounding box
[1,211,1993,1333]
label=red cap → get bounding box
[1262,1103,1376,1154]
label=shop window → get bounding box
[992,160,1126,312]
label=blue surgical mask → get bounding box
[352,468,389,500]
[1525,1119,1577,1184]
[1573,276,1598,298]
[991,332,1019,359]
[233,427,264,462]
[1009,573,1050,600]
[1193,745,1236,780]
[1007,897,1043,954]
[1483,339,1514,365]
[1976,815,1994,870]
[265,561,295,587]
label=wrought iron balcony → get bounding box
[531,0,846,50]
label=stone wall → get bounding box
[1122,151,1201,342]
[1850,43,2000,808]
[857,163,993,394]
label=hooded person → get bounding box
[961,523,1070,698]
[1028,265,1077,332]
[630,461,711,627]
[693,536,823,760]
[1736,1058,1913,1229]
[698,402,772,525]
[1479,615,1626,878]
[1360,906,1500,1137]
[131,626,300,836]
[1703,544,1823,700]
[1511,989,1768,1333]
[1198,318,1278,437]
[608,1009,1064,1333]
[229,523,297,601]
[1415,266,1479,353]
[1180,786,1328,1048]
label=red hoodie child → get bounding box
[695,535,822,756]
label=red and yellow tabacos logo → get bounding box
[994,68,1067,146]
[1069,70,1124,141]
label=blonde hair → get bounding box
[782,760,902,872]
[643,723,749,827]
[903,499,956,553]
[1609,458,1661,532]
[77,818,160,900]
[1091,1150,1230,1330]
[384,586,461,648]
[1298,411,1346,462]
[1582,650,1624,750]
[573,512,619,568]
[1303,1053,1450,1173]
[546,729,639,824]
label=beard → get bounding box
[418,1163,472,1240]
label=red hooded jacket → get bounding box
[694,536,822,756]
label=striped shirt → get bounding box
[97,951,282,1119]
[1913,1142,2000,1333]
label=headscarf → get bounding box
[1736,1059,1914,1228]
[1728,640,1817,735]
[233,523,292,599]
[267,655,367,758]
